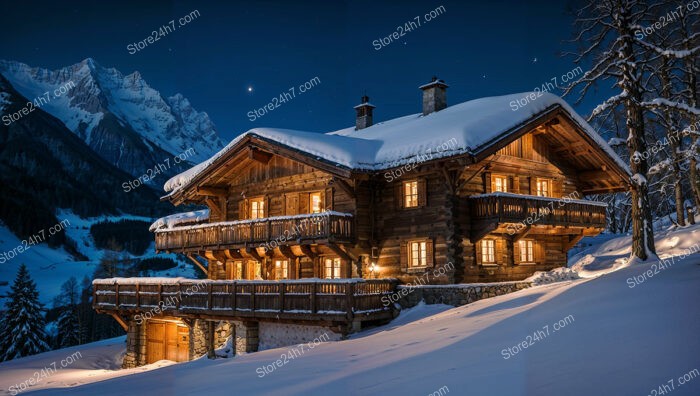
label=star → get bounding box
[247,86,253,93]
[532,57,538,63]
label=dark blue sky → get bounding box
[0,0,602,142]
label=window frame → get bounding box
[481,239,497,265]
[408,240,428,268]
[323,257,342,279]
[403,180,419,208]
[518,240,535,264]
[536,178,551,197]
[491,174,508,193]
[309,191,323,214]
[274,259,289,280]
[249,197,266,219]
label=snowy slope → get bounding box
[0,59,224,174]
[2,226,698,395]
[0,336,179,395]
[0,210,196,306]
[164,92,629,195]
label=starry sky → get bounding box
[0,0,607,142]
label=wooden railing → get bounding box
[470,193,607,228]
[93,278,396,322]
[154,213,354,252]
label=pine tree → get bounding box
[55,277,83,347]
[0,264,50,361]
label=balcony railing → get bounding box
[93,278,397,322]
[155,212,354,252]
[470,192,607,229]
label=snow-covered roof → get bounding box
[149,209,210,232]
[164,92,629,196]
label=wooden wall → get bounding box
[194,130,596,284]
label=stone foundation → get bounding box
[234,321,259,354]
[258,322,343,350]
[397,281,532,308]
[190,320,234,359]
[122,320,147,369]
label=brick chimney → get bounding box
[419,76,448,115]
[354,95,375,130]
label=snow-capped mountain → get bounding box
[0,58,224,178]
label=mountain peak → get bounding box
[0,59,225,174]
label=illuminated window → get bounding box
[310,192,323,213]
[250,197,265,219]
[536,179,551,197]
[404,181,419,208]
[248,261,262,280]
[235,261,244,279]
[409,241,427,267]
[519,240,534,263]
[492,175,508,192]
[481,240,496,264]
[275,260,288,279]
[324,257,342,279]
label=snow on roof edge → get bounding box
[163,92,630,197]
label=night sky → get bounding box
[0,0,604,142]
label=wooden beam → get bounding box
[564,233,586,251]
[108,313,129,331]
[204,197,223,218]
[330,177,356,199]
[279,245,298,260]
[205,250,228,262]
[249,147,273,164]
[196,186,228,197]
[300,245,318,259]
[512,225,532,242]
[224,249,244,259]
[327,243,356,262]
[470,221,498,243]
[441,167,456,193]
[186,254,209,276]
[244,247,264,262]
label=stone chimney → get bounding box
[419,76,448,115]
[354,95,375,130]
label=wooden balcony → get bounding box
[469,193,607,241]
[155,212,354,252]
[93,278,397,324]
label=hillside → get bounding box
[0,75,172,246]
[1,224,698,395]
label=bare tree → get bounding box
[565,0,656,260]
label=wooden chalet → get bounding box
[94,78,629,367]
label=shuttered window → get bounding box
[482,239,496,264]
[401,238,434,270]
[310,192,323,213]
[404,181,419,208]
[409,241,427,267]
[250,197,265,219]
[536,179,551,197]
[492,175,508,192]
[275,260,288,279]
[518,240,534,263]
[324,257,342,279]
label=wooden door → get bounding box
[165,324,179,361]
[146,322,166,364]
[177,326,190,362]
[147,320,190,363]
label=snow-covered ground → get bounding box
[0,210,195,306]
[0,223,698,395]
